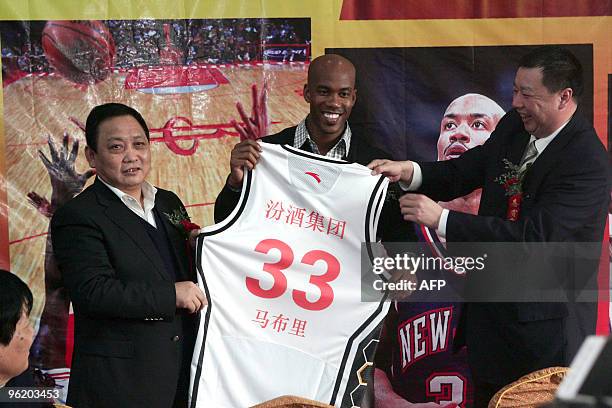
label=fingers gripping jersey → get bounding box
[190,143,390,407]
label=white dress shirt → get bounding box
[98,178,158,228]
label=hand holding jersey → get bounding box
[368,159,414,184]
[368,160,444,229]
[227,139,262,188]
[175,281,207,313]
[398,194,444,230]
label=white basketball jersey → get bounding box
[190,143,390,408]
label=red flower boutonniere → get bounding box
[164,208,201,239]
[495,159,528,221]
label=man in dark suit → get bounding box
[369,47,610,406]
[51,103,207,408]
[215,54,414,244]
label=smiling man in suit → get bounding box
[369,47,610,406]
[51,103,206,408]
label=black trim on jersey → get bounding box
[330,175,389,406]
[205,169,252,237]
[365,176,385,263]
[340,323,384,408]
[372,188,384,234]
[330,293,389,406]
[189,170,253,406]
[280,143,352,164]
[189,236,212,408]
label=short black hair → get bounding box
[85,103,149,152]
[518,46,583,101]
[0,270,33,346]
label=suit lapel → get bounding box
[345,134,361,163]
[521,115,578,192]
[483,121,530,217]
[507,129,531,166]
[93,180,170,282]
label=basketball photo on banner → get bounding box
[41,20,116,84]
[0,18,311,402]
[330,45,594,162]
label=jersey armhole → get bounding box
[364,175,388,263]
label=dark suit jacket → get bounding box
[214,126,416,243]
[418,110,610,384]
[51,179,196,408]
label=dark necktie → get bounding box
[520,140,538,169]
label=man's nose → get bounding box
[512,93,522,109]
[450,124,471,143]
[326,93,341,107]
[122,146,138,161]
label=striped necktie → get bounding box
[520,140,538,169]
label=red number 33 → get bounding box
[245,239,340,311]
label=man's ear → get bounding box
[558,88,573,110]
[303,84,311,104]
[85,146,96,168]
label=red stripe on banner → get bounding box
[1,68,30,87]
[9,232,48,245]
[66,313,74,368]
[208,67,230,85]
[340,0,610,20]
[184,202,214,208]
[595,227,611,335]
[124,66,229,90]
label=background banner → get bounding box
[0,0,609,404]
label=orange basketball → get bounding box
[42,20,115,84]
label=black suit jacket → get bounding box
[51,179,196,408]
[418,110,610,384]
[214,126,416,243]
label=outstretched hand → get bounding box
[28,132,95,216]
[231,81,270,141]
[39,133,95,205]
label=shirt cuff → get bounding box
[436,209,449,239]
[398,162,422,191]
[225,176,242,193]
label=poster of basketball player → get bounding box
[0,18,311,401]
[330,45,596,407]
[330,45,594,161]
